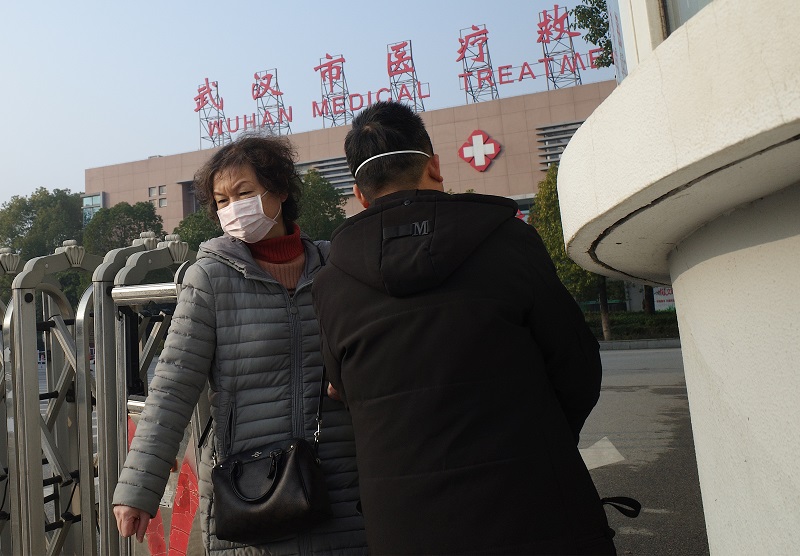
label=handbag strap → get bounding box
[313,242,328,455]
[198,415,213,450]
[313,365,327,455]
[601,496,642,518]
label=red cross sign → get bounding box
[459,130,501,172]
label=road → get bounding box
[581,348,710,556]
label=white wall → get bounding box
[609,0,665,78]
[556,0,800,552]
[558,0,800,285]
[670,183,800,554]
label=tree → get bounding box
[528,164,615,340]
[173,210,222,252]
[83,201,165,256]
[571,0,613,68]
[0,187,84,260]
[529,165,597,299]
[296,169,346,241]
[643,285,656,314]
[0,188,85,305]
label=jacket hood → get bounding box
[329,189,518,297]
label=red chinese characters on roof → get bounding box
[537,4,580,43]
[252,72,283,100]
[387,41,415,77]
[456,25,489,63]
[314,53,346,90]
[194,78,224,113]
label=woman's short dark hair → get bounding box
[193,133,302,223]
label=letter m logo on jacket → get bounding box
[412,220,430,236]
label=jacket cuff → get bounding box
[112,477,163,518]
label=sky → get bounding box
[1,1,615,208]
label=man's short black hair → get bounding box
[345,101,434,200]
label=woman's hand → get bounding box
[113,504,151,543]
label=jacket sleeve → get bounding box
[314,239,332,263]
[525,226,603,443]
[112,262,217,516]
[319,330,347,406]
[312,272,348,407]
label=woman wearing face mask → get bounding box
[112,134,368,555]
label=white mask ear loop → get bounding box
[353,150,430,177]
[270,199,282,222]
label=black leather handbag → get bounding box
[211,435,331,544]
[202,372,331,545]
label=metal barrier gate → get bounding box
[0,247,24,553]
[0,233,203,555]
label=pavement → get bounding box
[599,338,681,350]
[583,346,710,556]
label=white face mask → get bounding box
[217,191,282,243]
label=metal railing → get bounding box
[0,233,200,555]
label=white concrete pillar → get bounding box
[669,183,800,554]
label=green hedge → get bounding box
[583,310,680,341]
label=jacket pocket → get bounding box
[223,399,236,456]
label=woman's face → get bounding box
[213,163,288,239]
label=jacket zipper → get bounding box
[287,293,304,439]
[225,242,320,555]
[292,277,315,556]
[289,277,315,438]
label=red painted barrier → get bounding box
[127,416,200,555]
[168,459,200,556]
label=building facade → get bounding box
[84,81,615,235]
[557,1,800,553]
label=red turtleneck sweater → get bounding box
[246,224,306,291]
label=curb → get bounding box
[599,338,681,351]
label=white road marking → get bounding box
[580,436,626,470]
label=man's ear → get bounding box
[417,154,444,191]
[353,184,370,209]
[427,154,444,184]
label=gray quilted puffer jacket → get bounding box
[113,233,368,555]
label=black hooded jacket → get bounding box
[312,189,614,555]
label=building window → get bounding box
[535,120,585,170]
[296,156,354,195]
[159,185,167,195]
[82,193,103,224]
[150,199,157,207]
[662,0,712,35]
[148,186,157,197]
[159,198,167,207]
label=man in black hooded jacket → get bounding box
[312,100,615,555]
